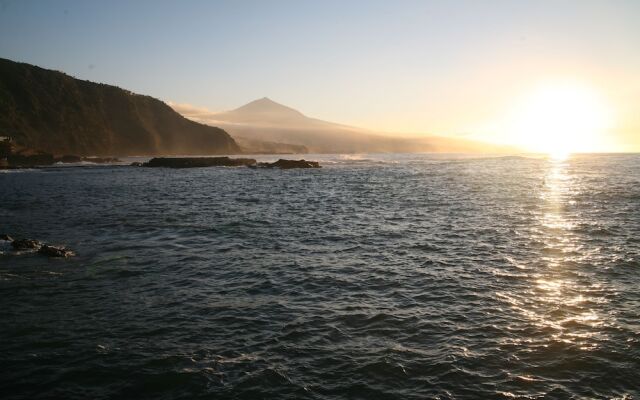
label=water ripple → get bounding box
[1,154,639,399]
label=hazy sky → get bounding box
[1,0,639,150]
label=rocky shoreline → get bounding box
[2,136,321,170]
[1,137,121,168]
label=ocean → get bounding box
[1,153,639,399]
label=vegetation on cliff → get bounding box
[0,58,239,156]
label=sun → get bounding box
[507,82,613,157]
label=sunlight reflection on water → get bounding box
[526,157,611,349]
[2,154,638,398]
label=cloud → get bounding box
[167,101,276,129]
[166,101,221,125]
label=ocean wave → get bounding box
[1,153,639,399]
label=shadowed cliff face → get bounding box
[0,58,239,156]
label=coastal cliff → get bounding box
[0,58,239,156]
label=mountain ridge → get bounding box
[173,99,519,154]
[0,58,239,156]
[232,97,305,117]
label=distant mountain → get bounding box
[173,98,518,154]
[0,58,239,156]
[221,97,310,125]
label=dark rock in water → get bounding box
[143,157,257,168]
[38,244,75,258]
[1,234,13,241]
[7,152,54,167]
[83,156,120,164]
[1,138,55,167]
[272,159,320,169]
[11,238,42,250]
[56,154,83,163]
[255,159,321,169]
[6,236,74,257]
[130,162,143,167]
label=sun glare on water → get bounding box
[508,82,613,158]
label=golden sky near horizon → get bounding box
[2,1,639,153]
[344,62,639,154]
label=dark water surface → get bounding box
[1,154,639,399]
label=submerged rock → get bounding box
[38,244,75,258]
[143,157,257,168]
[11,238,42,250]
[253,159,321,169]
[4,234,75,257]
